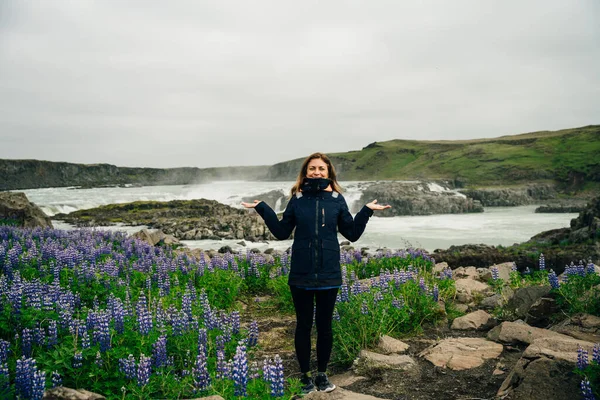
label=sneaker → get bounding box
[315,372,336,393]
[300,373,316,395]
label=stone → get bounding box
[525,296,559,327]
[480,261,515,282]
[377,335,409,354]
[352,350,416,375]
[497,336,597,400]
[453,266,479,280]
[549,313,600,343]
[454,279,492,296]
[43,387,106,399]
[504,285,552,319]
[0,192,53,228]
[303,387,388,399]
[479,286,515,310]
[433,262,449,275]
[218,245,233,254]
[451,310,497,331]
[329,371,368,388]
[419,337,503,371]
[487,321,573,345]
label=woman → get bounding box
[242,152,390,394]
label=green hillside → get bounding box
[268,125,600,189]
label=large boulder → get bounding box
[358,181,483,216]
[0,192,53,228]
[458,184,556,207]
[419,337,503,371]
[496,336,597,400]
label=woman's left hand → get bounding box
[366,199,391,211]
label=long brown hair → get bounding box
[290,152,343,196]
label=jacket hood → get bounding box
[301,177,331,193]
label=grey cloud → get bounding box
[0,0,598,168]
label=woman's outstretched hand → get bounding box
[241,200,261,208]
[366,199,391,211]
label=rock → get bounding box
[352,350,416,376]
[479,286,515,310]
[43,387,106,399]
[459,184,556,207]
[0,192,53,228]
[329,371,368,388]
[453,303,470,313]
[303,387,388,399]
[358,181,484,216]
[549,313,600,343]
[218,245,233,254]
[504,286,552,319]
[497,336,597,400]
[453,266,479,280]
[525,296,559,327]
[479,262,515,282]
[433,262,448,275]
[377,335,409,354]
[487,321,573,345]
[419,337,503,371]
[451,310,497,331]
[454,279,492,297]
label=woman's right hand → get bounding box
[241,200,261,208]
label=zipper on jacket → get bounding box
[322,208,325,227]
[315,199,320,282]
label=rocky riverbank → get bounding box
[433,196,600,274]
[53,199,278,242]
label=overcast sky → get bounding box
[1,1,599,168]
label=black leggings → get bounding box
[289,285,339,373]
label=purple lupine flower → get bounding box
[433,285,439,302]
[16,357,46,400]
[333,309,340,321]
[21,328,33,357]
[538,253,545,271]
[524,267,531,275]
[192,345,211,392]
[232,343,249,397]
[577,346,589,370]
[182,290,193,322]
[73,352,83,369]
[152,336,168,369]
[47,320,58,348]
[80,330,91,349]
[216,350,228,380]
[0,362,9,392]
[511,263,517,273]
[231,311,240,335]
[51,371,62,388]
[95,312,111,352]
[491,267,499,280]
[95,351,104,368]
[216,335,226,353]
[197,329,208,357]
[593,343,600,364]
[136,354,151,387]
[119,354,137,380]
[247,321,259,347]
[587,262,596,275]
[581,379,595,400]
[340,283,349,302]
[373,291,383,304]
[0,339,9,363]
[270,354,284,397]
[548,270,560,289]
[249,361,260,380]
[136,292,153,335]
[361,301,369,315]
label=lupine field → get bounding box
[0,226,453,399]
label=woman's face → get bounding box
[306,158,329,179]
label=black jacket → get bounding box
[254,179,373,287]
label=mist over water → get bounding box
[20,182,578,252]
